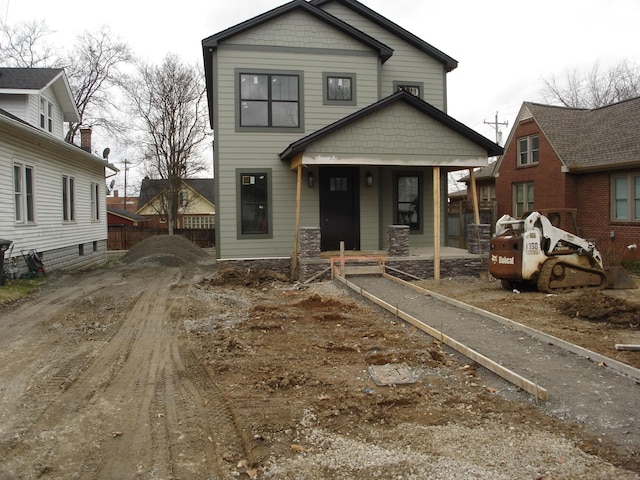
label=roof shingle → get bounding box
[525,97,640,171]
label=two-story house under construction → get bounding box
[202,0,502,278]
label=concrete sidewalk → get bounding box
[342,275,639,454]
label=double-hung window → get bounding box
[62,175,75,222]
[517,135,539,166]
[14,162,35,223]
[612,174,640,221]
[90,182,100,221]
[239,72,301,129]
[40,97,53,132]
[513,182,534,218]
[238,170,271,237]
[179,190,189,208]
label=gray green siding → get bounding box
[214,11,382,259]
[318,2,447,109]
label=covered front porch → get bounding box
[279,91,502,281]
[296,224,489,282]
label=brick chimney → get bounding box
[80,127,92,153]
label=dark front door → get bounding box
[319,167,360,251]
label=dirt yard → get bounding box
[0,236,638,479]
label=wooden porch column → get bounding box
[469,168,480,224]
[292,164,302,279]
[433,166,441,280]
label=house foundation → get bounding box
[7,240,109,278]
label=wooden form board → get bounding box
[616,344,640,351]
[331,255,386,279]
[383,273,640,382]
[335,274,549,401]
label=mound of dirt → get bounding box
[199,264,290,288]
[556,290,640,327]
[120,235,209,267]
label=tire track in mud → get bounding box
[180,347,252,473]
[0,264,249,479]
[0,269,172,478]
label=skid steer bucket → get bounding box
[605,266,637,289]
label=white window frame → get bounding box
[40,97,53,132]
[183,216,215,229]
[179,190,189,208]
[62,174,76,222]
[612,173,640,222]
[14,162,36,224]
[90,182,100,221]
[517,135,539,166]
[513,182,534,218]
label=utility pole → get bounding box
[484,111,508,146]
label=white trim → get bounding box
[301,153,488,168]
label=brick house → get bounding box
[494,98,640,261]
[448,162,498,248]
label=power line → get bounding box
[483,111,509,145]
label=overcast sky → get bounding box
[2,0,639,189]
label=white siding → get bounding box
[0,94,28,119]
[1,122,108,265]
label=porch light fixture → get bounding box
[307,171,314,188]
[366,172,373,187]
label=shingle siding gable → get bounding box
[304,101,485,158]
[228,10,372,52]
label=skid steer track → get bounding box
[536,257,607,293]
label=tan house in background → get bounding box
[136,177,216,230]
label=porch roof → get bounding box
[280,91,503,169]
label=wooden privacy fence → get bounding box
[108,225,215,250]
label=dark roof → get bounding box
[458,161,498,183]
[107,208,148,222]
[202,0,394,127]
[280,90,504,160]
[202,0,392,59]
[138,178,215,209]
[310,0,458,71]
[524,97,640,172]
[0,68,64,90]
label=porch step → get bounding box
[330,255,386,278]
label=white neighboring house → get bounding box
[0,68,118,276]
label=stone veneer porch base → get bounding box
[218,256,488,283]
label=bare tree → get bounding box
[542,60,640,108]
[0,20,60,67]
[62,28,132,144]
[0,21,131,146]
[122,54,211,234]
